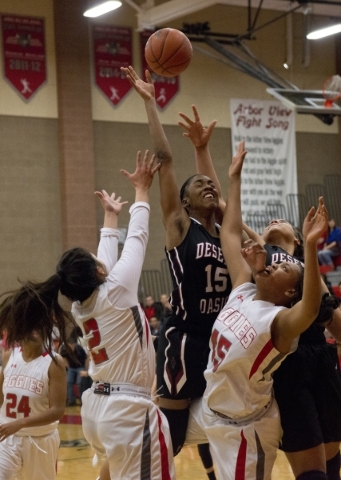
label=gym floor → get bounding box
[57,405,295,479]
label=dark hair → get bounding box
[290,263,305,307]
[0,273,73,360]
[292,227,304,259]
[314,293,340,325]
[57,247,104,303]
[179,175,197,202]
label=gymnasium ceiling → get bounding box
[120,0,341,30]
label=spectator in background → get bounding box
[335,281,341,299]
[159,293,172,323]
[149,316,161,336]
[59,338,87,406]
[318,218,341,268]
[144,294,162,321]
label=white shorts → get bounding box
[186,397,282,480]
[81,388,175,480]
[0,429,59,480]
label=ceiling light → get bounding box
[83,1,122,18]
[283,63,289,69]
[307,23,341,40]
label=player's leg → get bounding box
[285,446,327,478]
[197,443,216,480]
[157,324,208,456]
[314,344,341,480]
[19,430,59,480]
[148,402,176,479]
[157,324,190,455]
[273,346,329,478]
[203,399,281,480]
[325,443,340,480]
[98,396,175,479]
[0,436,22,480]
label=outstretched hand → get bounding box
[178,105,217,148]
[94,190,128,215]
[241,240,267,274]
[302,196,328,243]
[121,66,155,101]
[121,150,161,191]
[229,140,248,179]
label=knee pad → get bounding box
[197,443,213,469]
[326,451,341,480]
[296,471,328,480]
[160,407,189,456]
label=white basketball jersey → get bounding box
[204,283,297,419]
[0,347,58,436]
[72,288,155,388]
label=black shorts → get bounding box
[273,342,341,452]
[156,316,210,400]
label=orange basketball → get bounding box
[145,28,193,77]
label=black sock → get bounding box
[326,451,341,480]
[296,471,329,480]
[197,444,216,480]
[160,407,189,456]
[197,443,213,469]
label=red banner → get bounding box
[93,25,132,107]
[140,31,179,110]
[1,15,46,101]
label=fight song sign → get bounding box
[140,31,179,110]
[230,99,297,222]
[93,25,132,107]
[1,15,46,101]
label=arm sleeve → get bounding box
[106,202,150,308]
[97,228,120,272]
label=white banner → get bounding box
[230,99,297,223]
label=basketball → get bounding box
[145,28,193,77]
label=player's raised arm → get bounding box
[95,190,128,272]
[272,197,328,352]
[221,140,250,288]
[121,66,190,249]
[178,105,226,216]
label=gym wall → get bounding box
[0,0,339,290]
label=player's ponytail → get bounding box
[0,273,72,357]
[314,292,340,326]
[57,247,104,303]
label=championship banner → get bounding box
[230,99,297,222]
[93,25,132,107]
[1,15,46,101]
[140,31,179,110]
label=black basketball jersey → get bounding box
[264,243,325,344]
[264,244,304,267]
[166,218,232,337]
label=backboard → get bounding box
[266,88,341,115]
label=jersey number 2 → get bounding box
[211,329,231,372]
[6,393,31,418]
[83,318,109,365]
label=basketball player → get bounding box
[181,109,341,480]
[187,141,331,480]
[121,66,233,469]
[247,219,341,480]
[0,284,68,479]
[56,151,175,480]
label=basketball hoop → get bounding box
[322,75,341,108]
